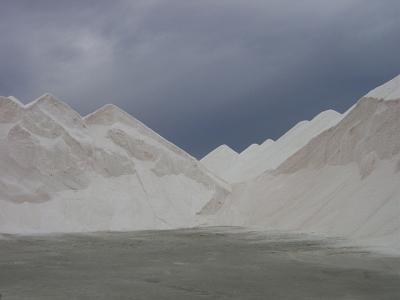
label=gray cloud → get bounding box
[1,0,400,157]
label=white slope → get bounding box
[0,96,24,126]
[7,96,24,106]
[365,74,400,101]
[239,139,275,162]
[203,74,400,252]
[28,93,88,132]
[240,143,260,158]
[200,145,238,177]
[0,94,229,234]
[221,109,343,183]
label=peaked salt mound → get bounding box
[7,96,24,106]
[0,94,229,233]
[206,75,400,251]
[239,139,275,158]
[261,138,274,146]
[85,104,192,160]
[229,139,275,173]
[276,97,400,175]
[84,103,136,126]
[220,109,343,183]
[0,96,24,124]
[365,74,400,101]
[201,145,238,177]
[27,93,87,131]
[239,143,260,159]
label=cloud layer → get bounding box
[1,0,400,157]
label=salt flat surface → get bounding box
[1,228,400,300]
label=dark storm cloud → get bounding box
[1,0,400,157]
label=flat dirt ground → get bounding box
[1,227,400,299]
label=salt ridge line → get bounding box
[205,109,344,183]
[200,145,239,178]
[365,74,400,101]
[201,73,400,183]
[205,74,400,252]
[0,93,230,233]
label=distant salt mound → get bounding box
[3,73,400,252]
[240,143,260,158]
[239,139,275,162]
[0,94,229,233]
[200,145,238,178]
[205,74,400,251]
[204,109,343,183]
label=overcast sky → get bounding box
[1,0,400,158]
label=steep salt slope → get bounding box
[240,144,260,158]
[221,110,343,183]
[0,95,229,233]
[365,74,400,101]
[7,96,23,106]
[0,96,23,126]
[205,74,400,251]
[200,145,238,177]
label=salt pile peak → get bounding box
[200,145,238,178]
[205,108,343,183]
[206,74,400,252]
[0,94,229,233]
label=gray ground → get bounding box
[0,227,400,299]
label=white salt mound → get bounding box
[206,109,343,183]
[203,74,400,252]
[200,145,238,179]
[2,74,400,254]
[0,94,229,234]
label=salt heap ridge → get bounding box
[0,94,230,233]
[204,74,400,251]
